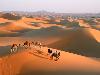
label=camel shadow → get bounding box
[29,51,49,60]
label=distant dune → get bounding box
[91,25,100,31]
[0,18,11,23]
[0,17,61,37]
[22,26,66,37]
[78,19,91,28]
[0,21,39,37]
[88,28,100,42]
[20,17,48,23]
[1,13,21,20]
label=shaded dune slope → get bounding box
[0,22,34,37]
[22,26,100,57]
[0,26,99,58]
[22,26,66,38]
[21,26,67,44]
[47,28,100,57]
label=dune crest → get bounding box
[0,46,100,75]
[88,28,100,42]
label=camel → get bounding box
[48,49,52,55]
[31,41,35,45]
[50,51,60,61]
[10,44,18,53]
[23,41,30,49]
[38,42,42,48]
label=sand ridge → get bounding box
[0,44,100,75]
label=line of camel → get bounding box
[10,41,60,61]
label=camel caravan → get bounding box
[10,41,42,53]
[10,41,60,61]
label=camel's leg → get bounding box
[23,45,27,49]
[34,45,36,49]
[11,48,14,53]
[50,55,53,60]
[54,56,59,61]
[23,45,25,48]
[10,49,13,53]
[40,45,42,49]
[13,48,15,53]
[14,48,17,52]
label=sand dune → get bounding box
[22,26,67,37]
[88,28,100,42]
[0,21,39,32]
[0,26,99,57]
[47,28,100,57]
[18,26,100,57]
[21,17,48,23]
[95,25,100,29]
[0,18,61,37]
[0,17,100,75]
[92,25,100,29]
[78,19,91,28]
[0,18,10,23]
[0,20,40,37]
[0,46,100,75]
[0,17,46,33]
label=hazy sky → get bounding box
[0,0,100,13]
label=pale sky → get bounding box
[0,0,100,13]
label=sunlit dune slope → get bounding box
[0,47,100,75]
[0,18,10,23]
[0,17,47,32]
[0,21,40,32]
[0,18,61,37]
[87,28,100,42]
[20,17,48,23]
[78,19,91,28]
[0,22,30,37]
[0,22,26,31]
[0,20,40,37]
[95,25,100,29]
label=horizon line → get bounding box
[0,10,100,14]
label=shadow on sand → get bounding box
[29,51,49,60]
[18,69,100,75]
[0,45,11,57]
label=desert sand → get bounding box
[88,28,100,42]
[0,16,100,75]
[0,45,100,75]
